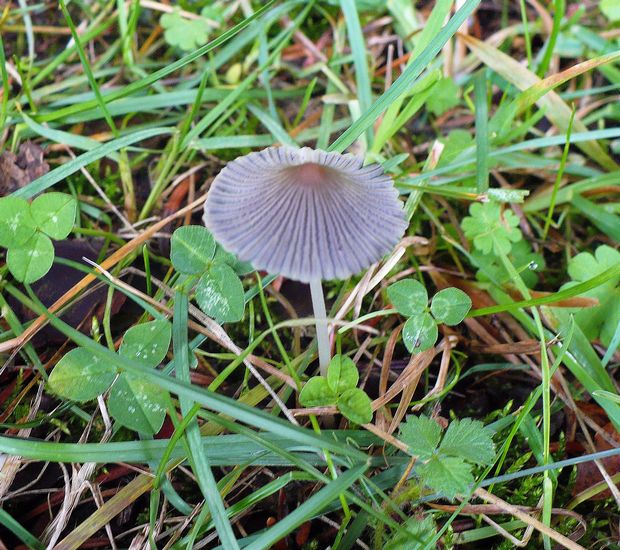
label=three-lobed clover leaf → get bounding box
[30,192,77,240]
[48,348,116,402]
[462,202,522,255]
[171,225,216,274]
[387,278,472,355]
[7,232,54,284]
[430,288,472,326]
[48,320,172,435]
[0,197,37,247]
[0,193,77,283]
[195,263,245,323]
[387,279,427,316]
[299,376,336,407]
[299,355,372,424]
[402,313,437,353]
[326,355,358,395]
[170,225,248,323]
[399,415,495,500]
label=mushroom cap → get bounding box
[203,146,407,282]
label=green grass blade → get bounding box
[174,291,240,549]
[341,0,373,147]
[328,0,481,153]
[244,464,368,550]
[12,127,172,198]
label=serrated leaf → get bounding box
[553,245,620,346]
[402,313,437,353]
[472,238,545,288]
[108,374,168,434]
[30,192,76,240]
[417,455,473,499]
[385,515,436,550]
[337,388,372,424]
[119,320,171,368]
[399,414,442,459]
[299,376,336,407]
[439,418,495,465]
[387,279,428,316]
[170,225,216,274]
[430,288,472,326]
[0,197,37,248]
[462,202,521,255]
[195,263,244,323]
[7,232,54,283]
[161,11,209,52]
[326,355,358,394]
[48,348,116,402]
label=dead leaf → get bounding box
[0,141,49,196]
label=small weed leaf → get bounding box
[402,313,437,353]
[161,11,209,52]
[438,418,495,465]
[171,225,216,274]
[430,288,472,326]
[195,263,244,323]
[399,415,442,459]
[472,238,544,288]
[437,129,474,167]
[327,355,358,395]
[299,376,336,407]
[416,455,473,500]
[426,76,461,116]
[462,202,521,255]
[0,196,37,248]
[108,374,168,434]
[385,515,436,550]
[119,320,172,368]
[553,245,620,346]
[387,278,428,316]
[48,348,116,402]
[337,388,372,424]
[30,192,76,240]
[7,232,54,283]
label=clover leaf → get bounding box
[462,202,522,255]
[552,245,620,346]
[299,355,372,424]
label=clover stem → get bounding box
[309,278,330,376]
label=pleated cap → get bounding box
[203,146,407,282]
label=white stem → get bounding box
[309,278,330,376]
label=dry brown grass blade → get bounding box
[474,488,586,550]
[53,474,153,550]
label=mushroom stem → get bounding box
[309,278,330,376]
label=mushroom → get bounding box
[203,146,407,375]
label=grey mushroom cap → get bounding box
[203,146,408,283]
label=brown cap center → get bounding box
[286,162,330,187]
